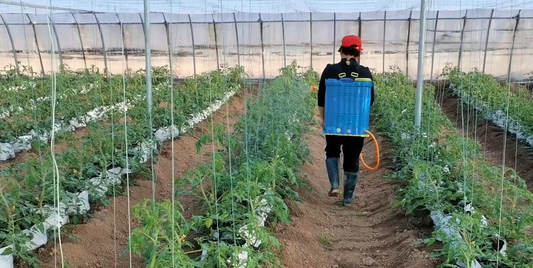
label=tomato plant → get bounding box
[372,66,533,267]
[129,62,315,267]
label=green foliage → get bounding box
[442,63,533,137]
[372,66,533,267]
[130,63,315,267]
[0,64,245,265]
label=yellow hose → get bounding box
[360,130,380,171]
[314,83,379,170]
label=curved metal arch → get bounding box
[357,13,362,64]
[138,13,146,37]
[281,13,287,67]
[357,13,362,37]
[333,13,337,63]
[188,14,197,75]
[457,10,469,69]
[161,13,172,72]
[259,13,266,80]
[25,14,45,76]
[382,11,387,73]
[71,12,87,69]
[309,12,313,68]
[0,14,20,74]
[233,13,241,67]
[507,10,521,82]
[406,11,413,76]
[116,13,129,72]
[482,9,495,74]
[430,11,440,81]
[92,13,108,74]
[212,15,220,70]
[47,14,64,69]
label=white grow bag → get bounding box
[0,245,13,268]
[0,87,241,265]
[65,191,90,215]
[21,224,47,251]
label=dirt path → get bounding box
[276,120,439,268]
[33,89,253,268]
[436,88,533,191]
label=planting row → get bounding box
[372,66,533,267]
[128,62,317,267]
[0,65,167,161]
[442,64,533,148]
[0,65,246,267]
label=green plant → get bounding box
[371,66,533,267]
[0,64,247,266]
[129,63,315,267]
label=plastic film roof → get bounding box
[0,0,532,14]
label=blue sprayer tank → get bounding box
[323,77,373,137]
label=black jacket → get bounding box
[317,59,375,108]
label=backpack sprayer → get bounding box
[322,77,380,171]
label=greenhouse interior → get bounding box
[1,0,533,267]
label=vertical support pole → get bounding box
[430,11,439,81]
[233,13,241,67]
[507,10,521,82]
[212,15,220,70]
[188,14,197,75]
[48,15,64,68]
[457,10,468,69]
[71,12,87,69]
[406,11,413,76]
[116,13,129,72]
[93,13,108,74]
[144,5,152,114]
[139,12,146,73]
[382,11,387,73]
[281,13,287,67]
[357,13,362,37]
[162,13,172,75]
[310,12,313,69]
[259,13,266,79]
[26,14,45,75]
[333,13,337,63]
[143,0,155,205]
[414,0,427,130]
[358,13,362,64]
[482,9,495,74]
[0,14,20,74]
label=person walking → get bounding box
[316,35,375,206]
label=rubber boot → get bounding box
[342,171,359,205]
[325,158,340,197]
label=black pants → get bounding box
[325,135,365,173]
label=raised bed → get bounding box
[128,62,317,267]
[442,64,533,149]
[371,67,533,267]
[0,65,246,267]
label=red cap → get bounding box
[340,35,363,51]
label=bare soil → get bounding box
[26,92,441,268]
[31,89,252,268]
[435,86,533,192]
[275,119,439,268]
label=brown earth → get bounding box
[30,88,253,268]
[435,86,533,192]
[275,119,439,268]
[24,90,441,268]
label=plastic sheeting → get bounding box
[1,0,533,13]
[0,10,530,80]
